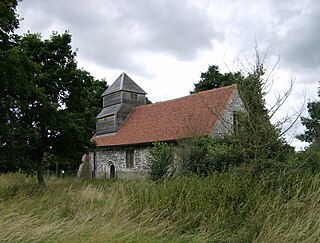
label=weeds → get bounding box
[0,172,319,242]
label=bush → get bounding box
[177,136,244,176]
[296,145,320,172]
[147,142,173,181]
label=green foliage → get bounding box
[235,65,288,171]
[0,0,32,172]
[298,88,320,145]
[147,142,173,181]
[296,145,320,172]
[0,49,36,172]
[14,32,106,183]
[0,0,20,49]
[192,62,290,173]
[192,64,243,93]
[206,139,244,172]
[178,136,244,176]
[0,0,107,184]
[297,83,320,172]
[146,96,153,104]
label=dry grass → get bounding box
[0,174,201,242]
[0,172,319,242]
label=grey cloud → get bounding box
[214,0,320,86]
[267,0,320,71]
[282,15,320,70]
[116,0,218,59]
[18,0,217,76]
[17,0,320,80]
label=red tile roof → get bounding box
[92,85,237,147]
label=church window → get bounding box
[233,111,240,133]
[126,149,134,168]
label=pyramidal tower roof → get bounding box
[101,72,146,96]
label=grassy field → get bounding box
[0,171,319,242]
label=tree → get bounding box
[1,29,106,185]
[0,0,35,172]
[297,84,320,171]
[298,95,320,146]
[234,64,289,171]
[0,47,36,172]
[192,64,243,93]
[191,50,295,173]
[0,0,21,50]
[1,0,106,185]
[15,32,106,185]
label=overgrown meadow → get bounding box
[1,171,319,242]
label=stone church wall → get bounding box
[212,89,245,136]
[89,146,150,179]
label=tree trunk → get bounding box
[36,160,45,187]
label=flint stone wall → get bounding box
[212,88,245,136]
[89,146,149,179]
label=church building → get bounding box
[89,73,244,179]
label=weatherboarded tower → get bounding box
[96,73,147,135]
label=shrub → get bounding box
[147,142,173,181]
[296,145,320,173]
[177,136,244,176]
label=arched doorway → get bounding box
[106,161,116,179]
[110,164,115,179]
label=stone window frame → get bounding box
[125,149,134,168]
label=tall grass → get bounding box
[0,171,319,242]
[122,171,320,241]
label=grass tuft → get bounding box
[0,171,319,242]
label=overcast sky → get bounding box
[16,0,320,150]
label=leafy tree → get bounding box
[297,84,320,171]
[14,32,106,185]
[0,47,35,172]
[296,145,320,172]
[235,65,288,171]
[1,29,106,185]
[192,58,292,173]
[0,0,21,50]
[0,0,35,172]
[297,97,320,146]
[1,1,106,184]
[147,142,173,181]
[192,64,243,93]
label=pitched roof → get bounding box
[101,72,146,96]
[96,104,122,119]
[92,85,237,147]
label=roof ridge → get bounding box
[120,72,124,90]
[136,84,237,109]
[194,84,237,95]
